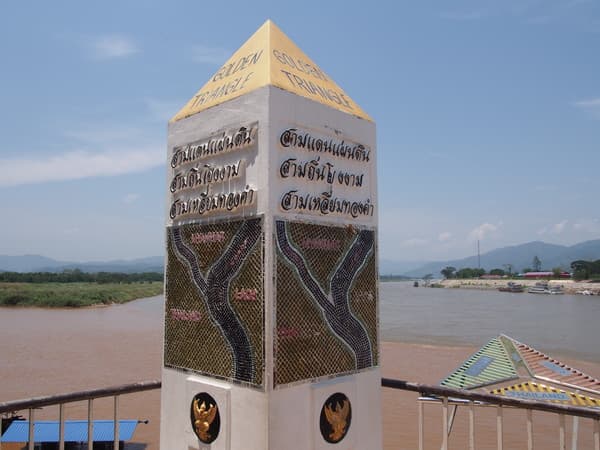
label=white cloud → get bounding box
[468,222,500,241]
[538,220,569,235]
[573,97,600,119]
[438,232,453,242]
[573,97,600,108]
[0,148,163,187]
[92,34,138,60]
[191,44,231,65]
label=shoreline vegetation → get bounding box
[0,278,164,307]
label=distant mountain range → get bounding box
[2,239,600,276]
[0,255,164,273]
[402,239,600,278]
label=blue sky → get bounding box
[0,0,599,263]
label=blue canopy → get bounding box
[1,420,138,443]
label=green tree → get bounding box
[552,267,562,278]
[440,266,456,279]
[571,260,591,280]
[489,268,505,276]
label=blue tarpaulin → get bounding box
[1,420,138,443]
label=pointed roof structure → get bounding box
[440,335,600,407]
[171,20,372,123]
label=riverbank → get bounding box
[0,281,163,307]
[438,278,600,295]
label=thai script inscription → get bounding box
[170,160,242,194]
[169,123,258,221]
[279,128,370,162]
[281,190,374,218]
[171,124,257,169]
[170,186,255,220]
[280,157,363,187]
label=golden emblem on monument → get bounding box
[190,393,220,444]
[319,392,352,443]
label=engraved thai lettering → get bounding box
[171,124,256,169]
[279,128,370,163]
[280,190,374,218]
[170,160,242,193]
[169,186,255,220]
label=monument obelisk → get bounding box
[160,20,381,449]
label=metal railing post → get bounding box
[559,414,566,450]
[442,397,448,450]
[496,405,503,450]
[571,416,579,450]
[527,408,534,450]
[469,401,475,450]
[594,419,599,450]
[59,403,65,450]
[28,408,34,450]
[418,400,424,450]
[88,398,94,450]
[114,395,120,450]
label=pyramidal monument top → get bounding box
[171,20,372,122]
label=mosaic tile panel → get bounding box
[165,217,264,387]
[275,220,378,386]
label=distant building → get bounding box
[523,271,571,279]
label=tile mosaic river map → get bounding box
[275,220,378,386]
[164,217,264,387]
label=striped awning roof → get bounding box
[440,335,600,403]
[491,381,600,407]
[1,420,139,443]
[440,336,518,389]
[511,338,600,394]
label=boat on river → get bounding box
[528,282,564,295]
[498,282,525,293]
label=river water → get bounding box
[1,284,599,449]
[381,281,600,363]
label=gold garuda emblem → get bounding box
[320,393,352,443]
[190,393,220,444]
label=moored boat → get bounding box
[498,282,525,293]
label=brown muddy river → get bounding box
[2,290,599,449]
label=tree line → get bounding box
[570,260,600,280]
[0,269,163,284]
[440,258,600,280]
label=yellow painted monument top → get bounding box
[171,20,372,122]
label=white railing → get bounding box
[382,378,600,450]
[0,380,161,450]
